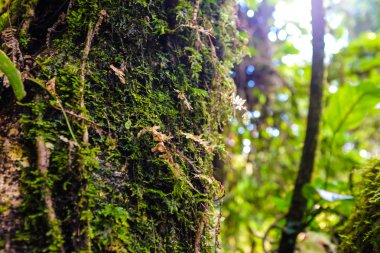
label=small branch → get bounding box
[46,0,74,50]
[262,215,285,253]
[207,35,223,130]
[79,10,107,146]
[50,103,103,134]
[80,10,108,80]
[57,101,80,145]
[208,36,217,62]
[1,28,23,67]
[20,0,37,34]
[80,10,107,110]
[191,0,200,24]
[58,136,78,171]
[77,12,108,251]
[194,203,209,253]
[46,12,66,49]
[214,202,222,251]
[44,78,80,145]
[36,136,50,174]
[36,136,65,253]
[168,147,201,173]
[179,23,214,38]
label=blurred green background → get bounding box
[220,0,380,252]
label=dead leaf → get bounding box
[180,131,215,153]
[46,78,56,96]
[174,89,193,111]
[110,64,126,84]
[151,142,167,153]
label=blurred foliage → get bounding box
[221,0,380,252]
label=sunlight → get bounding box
[271,0,348,64]
[273,0,311,25]
[328,84,338,93]
[273,0,312,64]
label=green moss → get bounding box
[0,204,10,214]
[339,159,380,253]
[2,0,243,252]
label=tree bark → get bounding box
[278,0,325,252]
[0,0,242,252]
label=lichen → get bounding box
[1,0,243,252]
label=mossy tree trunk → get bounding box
[0,0,242,252]
[338,160,380,253]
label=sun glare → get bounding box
[269,0,348,65]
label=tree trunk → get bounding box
[278,0,325,252]
[0,1,242,252]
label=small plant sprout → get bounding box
[0,50,26,100]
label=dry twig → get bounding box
[1,28,23,67]
[20,1,36,34]
[46,12,66,49]
[36,136,65,253]
[194,203,209,253]
[174,89,193,111]
[191,0,200,24]
[110,64,126,84]
[80,10,108,111]
[180,131,215,153]
[77,12,108,250]
[214,202,222,251]
[262,215,286,253]
[179,23,214,38]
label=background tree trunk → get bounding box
[0,0,242,252]
[278,0,325,252]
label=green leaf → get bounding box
[334,199,355,216]
[279,41,300,55]
[302,183,320,201]
[190,87,208,98]
[248,46,256,56]
[0,50,26,100]
[239,31,248,41]
[273,197,289,212]
[323,82,380,134]
[124,119,132,130]
[245,0,258,9]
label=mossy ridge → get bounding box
[338,159,380,253]
[2,0,243,252]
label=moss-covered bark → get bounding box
[338,160,380,253]
[0,0,242,252]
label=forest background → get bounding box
[221,0,380,252]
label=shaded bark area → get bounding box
[278,0,325,252]
[0,94,26,252]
